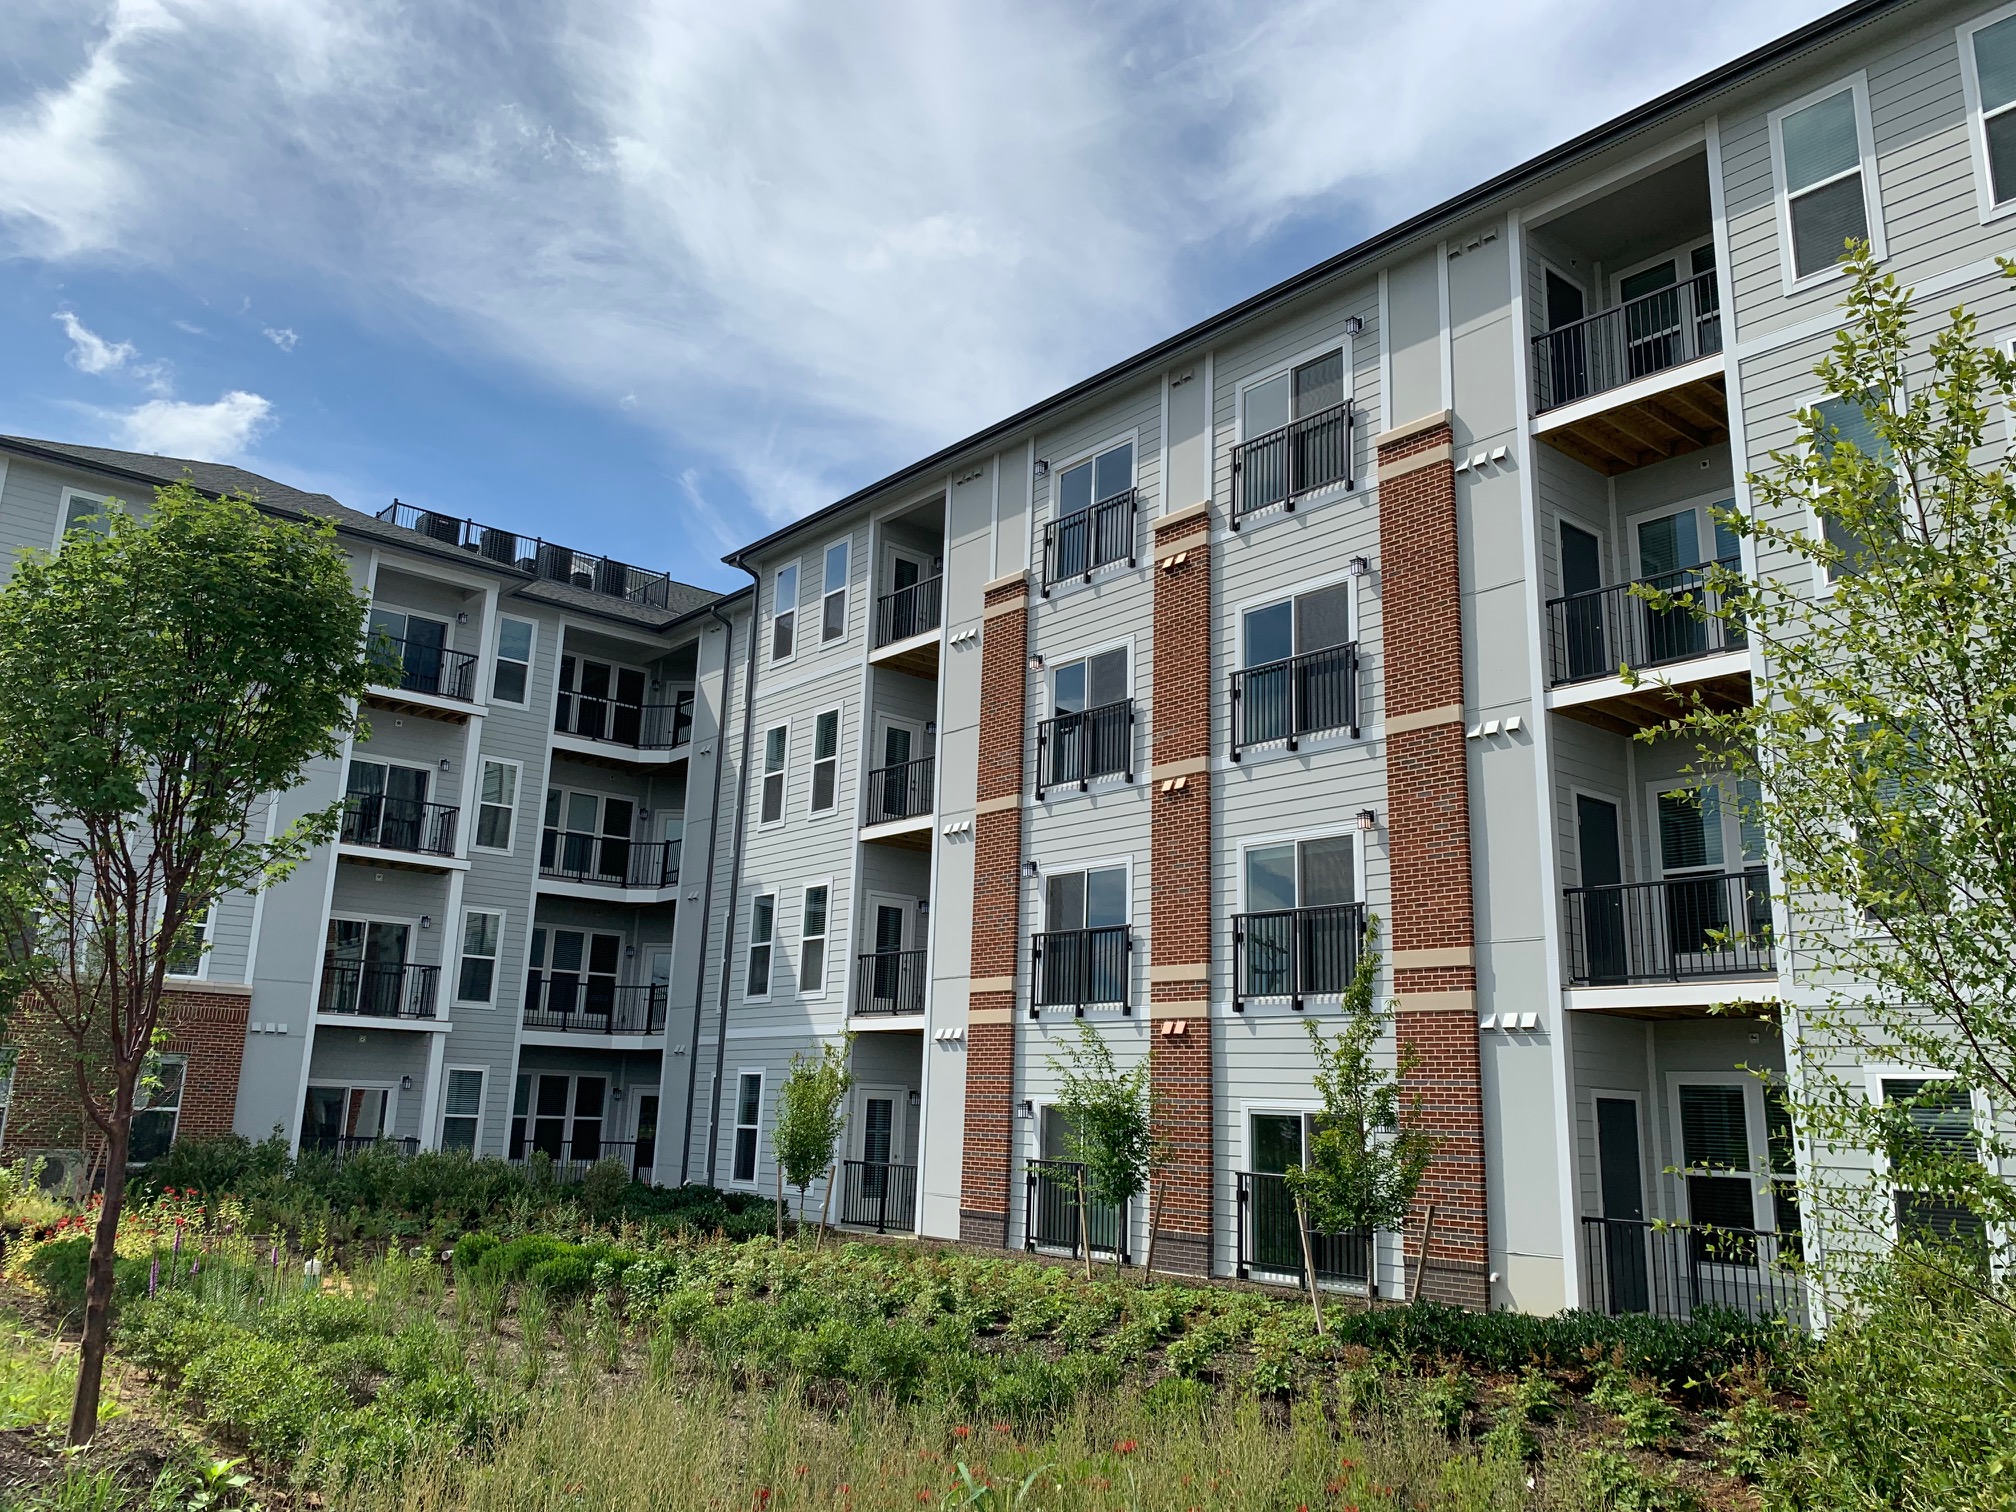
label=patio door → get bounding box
[325,918,410,1015]
[1543,269,1589,405]
[1249,1112,1309,1272]
[863,896,911,1010]
[852,1085,905,1168]
[1559,523,1608,680]
[884,547,929,640]
[633,1093,658,1183]
[1575,796,1627,984]
[1596,1097,1651,1313]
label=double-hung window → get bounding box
[1235,349,1351,520]
[56,488,114,543]
[1236,835,1360,1006]
[732,1071,764,1183]
[130,1057,186,1164]
[1045,440,1135,585]
[1811,392,1893,581]
[809,710,840,814]
[1678,1082,1762,1261]
[821,541,849,643]
[1042,648,1130,793]
[1879,1076,1986,1251]
[799,885,829,994]
[457,910,502,1003]
[746,895,776,999]
[1036,865,1128,1011]
[1652,777,1771,972]
[492,618,534,705]
[441,1068,484,1151]
[759,725,788,824]
[1234,581,1356,755]
[165,900,213,978]
[475,759,518,851]
[1964,8,2016,215]
[770,563,800,663]
[1773,80,1880,284]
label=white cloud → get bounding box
[263,326,298,351]
[52,309,134,375]
[116,391,273,459]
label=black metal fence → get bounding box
[1232,400,1354,526]
[340,794,460,857]
[839,1160,918,1232]
[522,978,667,1035]
[318,961,440,1020]
[1532,270,1721,413]
[1235,1172,1373,1288]
[1042,490,1136,591]
[555,689,695,750]
[855,950,927,1016]
[875,576,943,647]
[1032,925,1131,1015]
[1230,643,1360,759]
[1545,558,1744,686]
[508,1137,644,1183]
[376,501,684,609]
[369,635,480,703]
[1036,700,1133,798]
[1232,901,1369,1012]
[1580,1216,1805,1324]
[538,833,680,889]
[303,1135,421,1161]
[866,756,936,824]
[1025,1158,1129,1262]
[1564,870,1774,986]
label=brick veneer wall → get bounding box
[1147,505,1214,1275]
[1376,413,1490,1310]
[0,986,249,1156]
[960,575,1031,1246]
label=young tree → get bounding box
[0,482,373,1443]
[771,1035,853,1244]
[1286,919,1434,1327]
[1655,246,2016,1298]
[1046,1019,1157,1277]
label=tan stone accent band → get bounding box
[1393,946,1474,969]
[969,975,1016,994]
[166,980,253,998]
[1374,410,1453,449]
[1148,962,1209,984]
[1151,999,1211,1019]
[969,1007,1014,1025]
[1394,990,1478,1013]
[1385,703,1465,736]
[982,570,1029,596]
[1378,442,1454,481]
[974,793,1022,815]
[1156,499,1212,534]
[984,594,1029,620]
[1148,756,1209,782]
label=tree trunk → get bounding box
[815,1163,835,1250]
[1143,1177,1163,1282]
[1293,1193,1325,1337]
[1076,1168,1092,1282]
[1409,1203,1439,1305]
[775,1163,785,1245]
[68,1109,130,1447]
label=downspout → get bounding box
[678,594,740,1183]
[700,564,762,1186]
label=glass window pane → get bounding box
[765,727,787,772]
[1977,15,2016,112]
[1680,1084,1751,1170]
[1244,373,1290,438]
[1046,873,1086,933]
[825,542,848,593]
[1659,788,1723,871]
[1790,173,1869,279]
[1292,350,1344,416]
[1763,1084,1796,1174]
[1058,460,1093,517]
[1293,584,1351,653]
[802,885,827,937]
[1883,1078,1978,1162]
[1298,837,1356,907]
[1087,648,1128,708]
[750,896,775,944]
[1052,661,1086,714]
[1093,443,1133,502]
[1085,867,1127,928]
[1636,511,1700,578]
[738,1073,762,1125]
[1243,601,1292,667]
[1251,1113,1303,1175]
[565,792,599,832]
[775,565,797,610]
[1619,261,1677,302]
[463,912,498,957]
[481,761,514,806]
[1245,845,1297,913]
[815,711,839,760]
[446,1069,483,1117]
[1988,104,2016,205]
[498,619,532,662]
[1687,1172,1757,1231]
[1782,89,1861,190]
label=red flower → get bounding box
[793,1465,808,1477]
[916,1493,932,1504]
[1113,1440,1138,1455]
[952,1425,970,1439]
[755,1491,770,1507]
[991,1423,1012,1434]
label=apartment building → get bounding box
[0,0,2001,1323]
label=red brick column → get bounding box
[960,574,1031,1246]
[1376,412,1489,1310]
[1148,503,1214,1275]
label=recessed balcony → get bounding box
[364,637,480,721]
[871,575,943,677]
[552,687,694,764]
[1545,560,1750,732]
[537,832,680,899]
[861,756,935,847]
[521,977,667,1040]
[1563,869,1776,1011]
[316,960,440,1023]
[338,795,460,864]
[853,949,926,1019]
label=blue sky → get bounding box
[0,0,1834,595]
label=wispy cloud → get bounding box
[263,326,298,351]
[52,308,134,375]
[116,391,273,458]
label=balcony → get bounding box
[838,1159,919,1233]
[1531,271,1729,475]
[1035,700,1134,799]
[854,950,926,1018]
[508,1135,646,1183]
[864,755,935,833]
[522,976,667,1037]
[1231,901,1368,1013]
[1235,1172,1372,1289]
[538,832,680,893]
[873,574,943,659]
[1041,489,1136,593]
[368,636,478,706]
[554,688,694,755]
[375,501,686,610]
[1546,559,1750,732]
[1229,643,1360,760]
[340,795,459,859]
[1580,1216,1806,1325]
[301,1135,421,1161]
[1231,399,1355,528]
[1032,925,1132,1016]
[1563,869,1774,988]
[1024,1158,1129,1262]
[318,960,439,1021]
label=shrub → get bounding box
[579,1159,631,1220]
[1574,1448,1703,1511]
[525,1254,594,1302]
[451,1232,500,1273]
[1591,1363,1681,1450]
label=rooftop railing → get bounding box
[375,500,684,609]
[1532,269,1721,413]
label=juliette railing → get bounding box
[1229,643,1360,759]
[1041,490,1136,592]
[1236,1172,1372,1288]
[1231,399,1354,526]
[1024,1158,1129,1262]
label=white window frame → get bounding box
[1864,1064,1991,1246]
[1608,239,1718,309]
[491,616,536,707]
[1235,570,1361,668]
[1960,3,2016,225]
[130,1054,188,1164]
[819,537,851,645]
[730,1068,765,1187]
[769,559,802,665]
[798,880,832,997]
[745,892,778,1001]
[808,706,843,816]
[453,907,505,1006]
[51,486,114,550]
[1043,635,1135,721]
[1233,339,1355,445]
[1768,72,1886,295]
[543,783,639,866]
[1666,1073,1773,1239]
[440,1065,486,1152]
[1643,774,1762,881]
[758,721,790,827]
[164,898,215,981]
[1801,382,1901,596]
[1233,824,1368,914]
[473,756,521,854]
[1622,490,1744,582]
[1039,856,1134,933]
[1048,430,1141,523]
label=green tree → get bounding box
[1286,918,1433,1327]
[772,1035,853,1243]
[1654,246,2016,1295]
[1046,1019,1157,1276]
[0,481,373,1443]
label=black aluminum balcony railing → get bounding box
[1025,1158,1129,1261]
[522,976,668,1035]
[1580,1216,1805,1325]
[839,1159,919,1233]
[1035,699,1133,799]
[875,576,943,647]
[1236,1172,1373,1288]
[369,635,478,703]
[318,961,440,1020]
[375,501,684,609]
[1032,925,1131,1015]
[538,832,680,889]
[508,1135,643,1183]
[1564,869,1774,986]
[340,795,459,857]
[1232,901,1369,1012]
[1041,489,1137,592]
[866,756,935,825]
[855,950,926,1016]
[302,1135,421,1162]
[1232,399,1355,526]
[1229,643,1361,759]
[555,688,695,750]
[1547,558,1745,687]
[1532,269,1722,413]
